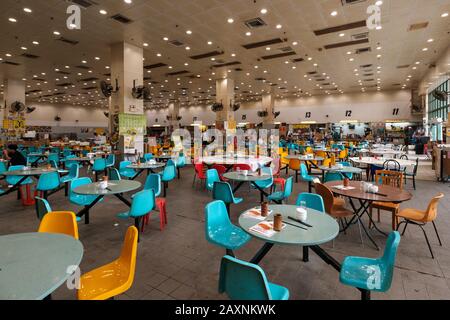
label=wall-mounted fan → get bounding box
[273,111,281,119]
[131,80,150,100]
[54,116,61,122]
[100,79,119,98]
[211,102,224,112]
[231,102,240,112]
[432,90,449,102]
[10,101,26,113]
[103,111,109,118]
[257,110,268,118]
[176,116,182,121]
[26,106,36,114]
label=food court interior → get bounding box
[0,0,450,301]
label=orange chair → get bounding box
[38,211,79,240]
[322,158,332,167]
[288,159,301,183]
[396,193,444,259]
[370,170,404,230]
[315,151,327,159]
[78,226,139,300]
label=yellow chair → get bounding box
[38,211,79,240]
[280,149,290,174]
[330,154,337,166]
[315,151,327,159]
[78,226,139,300]
[289,159,301,183]
[338,149,348,161]
[305,147,313,154]
[322,158,331,167]
[396,194,444,259]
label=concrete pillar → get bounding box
[215,78,235,130]
[4,78,26,119]
[168,101,180,131]
[262,92,275,125]
[109,42,145,156]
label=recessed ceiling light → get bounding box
[231,53,236,57]
[32,41,39,45]
[330,11,338,16]
[441,12,448,18]
[227,18,234,23]
[23,8,32,13]
[124,0,132,4]
[186,30,192,35]
[261,8,268,14]
[53,31,60,35]
[376,26,382,30]
[207,41,213,45]
[276,24,282,29]
[81,60,87,64]
[8,18,17,23]
[21,47,27,50]
[422,47,428,51]
[266,47,271,51]
[375,1,383,5]
[245,32,252,36]
[95,57,100,60]
[5,53,12,57]
[99,9,107,15]
[427,38,434,43]
[157,53,162,57]
[307,57,312,61]
[292,41,298,46]
[163,37,169,41]
[376,46,382,50]
[339,33,345,37]
[185,46,190,50]
[143,43,149,47]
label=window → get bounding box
[428,80,449,121]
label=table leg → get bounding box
[303,246,309,262]
[114,193,133,207]
[232,181,246,194]
[347,198,380,250]
[309,245,341,272]
[250,243,274,265]
[0,176,29,198]
[131,169,144,181]
[250,182,270,202]
[76,195,104,224]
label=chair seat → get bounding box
[70,195,103,206]
[61,176,76,183]
[208,225,251,250]
[396,208,428,222]
[120,171,135,179]
[301,175,315,182]
[340,256,385,292]
[334,197,345,206]
[78,260,131,300]
[371,201,399,211]
[268,282,290,300]
[268,191,284,201]
[330,204,354,218]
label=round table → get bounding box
[284,155,324,175]
[349,157,417,172]
[0,233,83,300]
[73,180,142,224]
[26,153,48,167]
[238,205,340,267]
[318,165,363,180]
[200,155,273,172]
[223,171,273,200]
[369,149,405,158]
[127,163,165,180]
[153,155,173,162]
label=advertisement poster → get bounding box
[119,113,146,136]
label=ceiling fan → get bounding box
[100,79,119,98]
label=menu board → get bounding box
[119,113,146,135]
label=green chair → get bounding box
[205,200,251,256]
[212,181,243,215]
[219,255,289,300]
[340,231,401,300]
[268,176,293,204]
[296,193,325,212]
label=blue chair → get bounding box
[119,161,136,180]
[143,153,154,162]
[213,181,243,215]
[6,165,33,186]
[340,231,401,300]
[61,164,80,196]
[108,167,122,181]
[205,201,251,256]
[252,167,274,202]
[35,171,60,199]
[296,193,325,212]
[219,255,289,300]
[268,176,293,204]
[324,172,344,183]
[144,174,161,197]
[206,169,221,192]
[300,163,316,193]
[175,154,186,179]
[69,177,102,224]
[117,189,155,241]
[159,163,176,197]
[106,154,115,168]
[92,158,107,181]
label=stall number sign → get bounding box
[14,119,25,129]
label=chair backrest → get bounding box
[379,231,401,291]
[212,164,227,179]
[383,160,401,172]
[213,181,234,204]
[399,155,409,160]
[144,153,154,162]
[144,174,161,197]
[176,154,186,167]
[423,193,444,221]
[194,163,206,179]
[322,158,331,167]
[296,193,325,212]
[205,200,233,243]
[374,170,403,189]
[47,153,59,163]
[67,163,80,179]
[38,211,79,239]
[206,169,221,191]
[49,160,59,169]
[35,196,52,220]
[0,161,7,175]
[283,176,294,198]
[116,226,139,290]
[324,172,344,183]
[315,151,327,158]
[161,163,176,181]
[314,183,334,214]
[37,171,60,191]
[70,177,93,198]
[129,189,155,218]
[300,163,309,178]
[119,161,132,170]
[93,158,107,171]
[219,255,272,300]
[288,159,301,170]
[412,157,419,174]
[108,167,122,181]
[106,154,115,166]
[233,164,252,171]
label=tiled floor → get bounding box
[1,163,449,300]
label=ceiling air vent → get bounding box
[278,46,293,52]
[408,22,428,31]
[79,77,99,82]
[212,61,241,68]
[2,61,21,66]
[169,40,184,47]
[144,63,167,69]
[363,73,374,76]
[351,32,369,41]
[360,64,373,68]
[261,51,296,60]
[341,0,367,5]
[75,65,90,70]
[235,68,243,71]
[243,38,285,50]
[21,53,40,59]
[56,83,73,87]
[244,18,267,29]
[111,14,133,24]
[32,77,46,81]
[56,37,79,45]
[397,65,410,69]
[82,86,97,90]
[292,58,304,62]
[190,51,224,60]
[70,0,98,8]
[166,70,190,76]
[355,47,371,54]
[57,71,71,75]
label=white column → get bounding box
[215,78,235,129]
[168,101,180,131]
[4,78,26,118]
[262,92,275,124]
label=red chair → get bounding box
[271,158,285,191]
[213,165,228,181]
[193,163,207,187]
[142,198,167,232]
[233,164,252,171]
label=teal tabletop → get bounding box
[223,171,272,182]
[239,205,339,246]
[0,232,83,300]
[127,163,165,170]
[73,180,141,195]
[2,168,57,176]
[318,166,363,174]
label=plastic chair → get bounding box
[213,181,243,215]
[35,171,61,199]
[175,154,186,179]
[296,193,325,212]
[119,161,136,180]
[38,211,79,240]
[108,167,122,181]
[69,177,102,224]
[253,167,274,201]
[106,154,115,168]
[193,163,207,188]
[288,159,301,183]
[47,153,59,165]
[61,164,80,196]
[78,226,138,300]
[143,153,154,162]
[219,255,289,300]
[340,231,401,300]
[340,162,354,180]
[141,174,167,232]
[35,197,52,220]
[206,169,221,192]
[324,172,344,183]
[143,174,162,197]
[233,164,252,171]
[92,158,107,181]
[212,164,228,181]
[64,155,78,169]
[0,161,7,176]
[205,200,251,256]
[300,163,316,193]
[159,163,176,197]
[268,176,293,204]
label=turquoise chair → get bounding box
[143,153,154,162]
[159,163,176,197]
[61,164,80,196]
[92,158,107,181]
[117,189,155,241]
[219,255,289,300]
[49,160,59,169]
[6,165,33,186]
[340,162,354,180]
[324,172,344,183]
[205,200,251,256]
[64,155,77,168]
[0,161,8,176]
[63,149,72,157]
[36,171,60,199]
[106,154,115,168]
[206,169,221,192]
[296,193,325,212]
[108,167,122,181]
[35,197,52,220]
[340,231,401,300]
[268,176,293,204]
[119,161,136,180]
[69,177,102,224]
[144,174,161,197]
[300,163,316,193]
[27,155,40,167]
[252,167,274,202]
[47,153,59,165]
[213,181,243,215]
[175,154,186,179]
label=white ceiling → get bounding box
[0,0,449,108]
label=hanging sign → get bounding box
[119,113,146,135]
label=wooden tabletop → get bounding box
[325,181,413,203]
